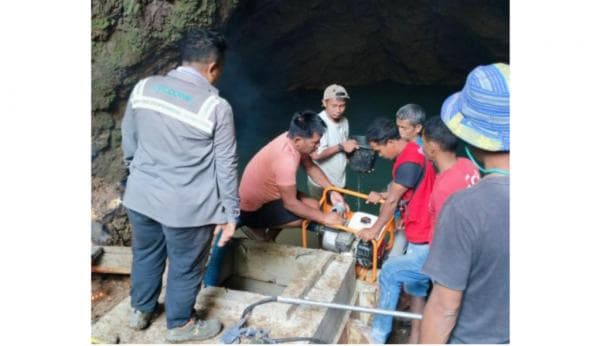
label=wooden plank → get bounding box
[91,266,131,275]
[92,246,132,275]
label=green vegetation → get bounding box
[155,0,215,41]
[93,112,115,133]
[92,0,223,114]
[110,26,147,68]
[92,74,117,111]
[124,0,141,18]
[93,17,111,31]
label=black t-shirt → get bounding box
[393,162,423,188]
[422,176,509,344]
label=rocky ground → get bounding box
[92,274,130,323]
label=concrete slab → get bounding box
[350,279,378,324]
[92,240,356,344]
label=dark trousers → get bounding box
[127,208,214,329]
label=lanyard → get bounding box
[465,146,509,176]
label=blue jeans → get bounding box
[127,208,214,329]
[371,243,431,343]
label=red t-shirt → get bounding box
[429,158,480,241]
[392,142,436,244]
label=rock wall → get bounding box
[91,0,237,244]
[91,0,508,245]
[223,0,509,90]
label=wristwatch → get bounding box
[338,143,344,152]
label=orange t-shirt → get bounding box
[239,132,301,211]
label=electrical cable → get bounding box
[241,296,277,318]
[230,296,327,344]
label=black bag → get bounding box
[347,135,376,173]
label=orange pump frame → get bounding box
[301,186,395,283]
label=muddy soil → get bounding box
[91,274,130,323]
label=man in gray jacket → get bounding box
[121,29,238,342]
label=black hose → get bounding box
[239,296,327,344]
[241,296,277,318]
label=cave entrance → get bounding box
[214,1,508,217]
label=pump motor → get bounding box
[300,186,396,283]
[306,222,355,253]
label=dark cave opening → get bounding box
[213,0,508,196]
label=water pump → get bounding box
[301,188,396,283]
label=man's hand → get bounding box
[213,222,236,247]
[366,191,383,204]
[329,190,350,213]
[357,226,379,241]
[395,216,404,231]
[329,190,344,205]
[322,211,344,227]
[341,139,359,153]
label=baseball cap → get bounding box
[323,84,350,100]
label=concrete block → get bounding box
[92,240,356,344]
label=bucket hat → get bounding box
[441,63,510,151]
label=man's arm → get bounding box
[357,161,423,240]
[309,143,342,161]
[310,139,358,161]
[212,102,240,225]
[302,155,332,187]
[357,182,408,240]
[278,184,330,224]
[419,283,463,344]
[301,155,345,205]
[121,101,137,168]
[420,199,474,343]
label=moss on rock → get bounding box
[91,0,228,114]
[93,112,115,134]
[90,0,246,244]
